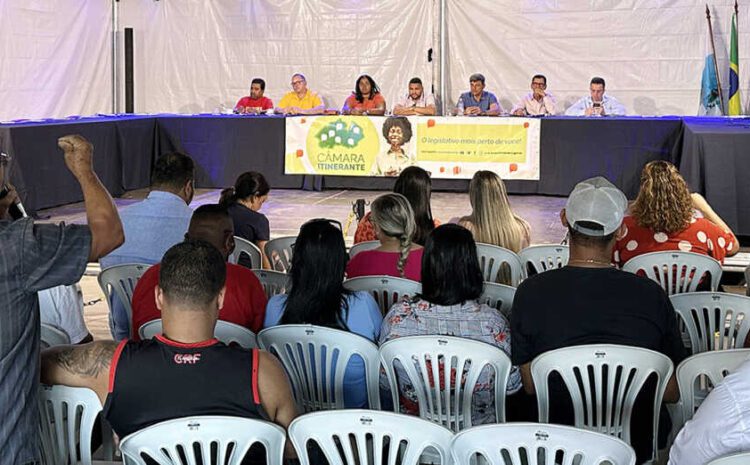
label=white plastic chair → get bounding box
[478,282,516,319]
[343,275,421,316]
[670,292,750,354]
[379,335,512,432]
[119,416,286,465]
[530,344,673,462]
[708,452,750,465]
[40,323,70,349]
[98,263,150,338]
[621,251,722,295]
[349,240,380,259]
[289,410,454,465]
[676,349,750,424]
[264,236,296,272]
[228,236,262,268]
[257,324,381,411]
[39,385,115,465]
[519,244,570,276]
[450,423,636,465]
[138,319,258,348]
[251,269,290,299]
[475,243,525,286]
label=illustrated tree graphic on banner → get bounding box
[315,119,364,149]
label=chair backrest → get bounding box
[530,344,672,461]
[676,349,750,423]
[450,423,636,465]
[228,236,262,268]
[39,385,111,465]
[349,240,380,259]
[343,276,421,316]
[475,243,525,286]
[519,244,570,276]
[251,269,290,299]
[257,325,381,412]
[264,236,296,272]
[378,335,512,432]
[670,292,750,354]
[138,319,257,348]
[289,410,454,465]
[119,416,286,465]
[621,251,722,295]
[478,282,516,319]
[40,323,70,349]
[98,263,150,338]
[708,452,750,465]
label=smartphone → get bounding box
[592,102,602,108]
[0,186,27,220]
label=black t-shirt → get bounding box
[227,202,270,243]
[510,266,687,462]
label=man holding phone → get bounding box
[564,76,627,116]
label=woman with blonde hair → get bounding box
[458,170,531,252]
[346,193,423,281]
[613,160,738,266]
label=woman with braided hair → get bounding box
[346,193,423,281]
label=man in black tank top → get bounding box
[41,240,298,461]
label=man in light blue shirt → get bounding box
[100,152,195,339]
[564,76,627,116]
[455,73,503,116]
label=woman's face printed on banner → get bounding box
[387,125,404,147]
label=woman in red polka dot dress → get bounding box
[613,161,739,267]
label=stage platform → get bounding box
[2,114,749,236]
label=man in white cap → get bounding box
[510,176,686,464]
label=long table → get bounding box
[1,114,748,235]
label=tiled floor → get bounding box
[37,188,568,341]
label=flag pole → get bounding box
[707,4,726,114]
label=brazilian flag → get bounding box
[729,9,742,115]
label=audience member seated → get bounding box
[39,284,93,344]
[668,358,750,465]
[379,224,521,423]
[510,176,686,463]
[341,75,386,116]
[131,204,267,340]
[41,241,298,461]
[347,193,423,281]
[219,171,271,269]
[458,170,531,252]
[1,134,123,464]
[100,152,195,340]
[263,219,382,408]
[355,166,438,246]
[613,160,739,267]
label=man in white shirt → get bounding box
[564,76,627,116]
[39,284,92,344]
[512,74,557,116]
[393,77,436,116]
[668,358,750,465]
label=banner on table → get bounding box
[284,116,540,180]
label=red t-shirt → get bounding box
[344,93,386,112]
[346,248,423,281]
[613,216,735,267]
[131,263,268,340]
[235,96,274,110]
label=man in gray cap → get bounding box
[509,176,686,463]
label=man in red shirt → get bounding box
[131,204,267,339]
[234,78,273,114]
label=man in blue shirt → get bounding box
[100,152,195,339]
[455,73,502,116]
[564,76,627,116]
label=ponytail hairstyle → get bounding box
[393,166,434,246]
[370,193,416,278]
[219,171,270,208]
[280,219,350,329]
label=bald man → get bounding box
[130,204,267,339]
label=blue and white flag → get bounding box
[699,29,723,115]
